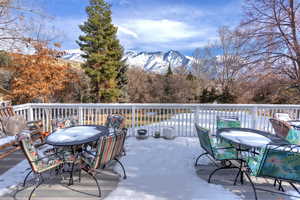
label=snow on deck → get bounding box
[107,137,240,200]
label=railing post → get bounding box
[79,106,84,125]
[195,105,200,125]
[131,105,136,136]
[251,106,258,129]
[28,104,34,121]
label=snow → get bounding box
[219,131,271,148]
[275,113,291,121]
[289,120,300,127]
[107,137,241,200]
[0,136,16,146]
[46,126,101,143]
[0,160,30,196]
[0,136,299,199]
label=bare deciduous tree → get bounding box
[239,0,300,88]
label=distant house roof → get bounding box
[0,86,10,95]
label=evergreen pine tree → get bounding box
[186,72,195,81]
[166,63,173,76]
[77,0,127,102]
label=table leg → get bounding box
[68,147,79,186]
[68,162,75,186]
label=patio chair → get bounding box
[51,116,79,132]
[0,106,44,144]
[269,118,290,139]
[81,129,127,196]
[17,131,63,200]
[216,116,241,129]
[246,144,300,200]
[194,124,240,182]
[105,114,126,135]
[269,118,300,145]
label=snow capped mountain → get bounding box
[62,49,85,63]
[123,50,190,73]
[62,49,191,74]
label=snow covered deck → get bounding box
[0,137,299,200]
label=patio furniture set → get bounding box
[195,114,300,200]
[16,114,127,200]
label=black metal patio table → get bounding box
[287,120,300,128]
[45,125,109,185]
[214,128,290,185]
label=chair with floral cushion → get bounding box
[105,114,127,154]
[17,131,63,200]
[216,116,241,129]
[194,124,240,182]
[81,129,127,196]
[51,116,79,132]
[105,114,125,135]
[245,144,300,200]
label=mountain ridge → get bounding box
[62,49,192,74]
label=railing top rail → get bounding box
[21,103,300,109]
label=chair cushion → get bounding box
[0,115,26,136]
[51,117,79,131]
[286,128,300,145]
[247,148,267,176]
[211,137,239,160]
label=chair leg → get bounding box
[81,168,101,197]
[273,179,277,187]
[244,172,258,200]
[114,158,127,179]
[278,180,284,192]
[23,170,33,187]
[208,166,239,183]
[28,174,43,200]
[78,168,81,183]
[194,152,208,167]
[233,167,241,185]
[289,182,300,194]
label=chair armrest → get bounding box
[26,120,43,130]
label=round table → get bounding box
[46,125,109,146]
[217,128,289,148]
[287,120,300,128]
[45,125,109,185]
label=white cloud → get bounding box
[116,18,217,51]
[118,26,138,38]
[127,19,199,42]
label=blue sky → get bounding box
[36,0,243,55]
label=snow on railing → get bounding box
[12,103,300,136]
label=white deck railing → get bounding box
[12,103,300,136]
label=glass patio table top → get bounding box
[46,125,109,146]
[217,128,290,148]
[287,120,300,128]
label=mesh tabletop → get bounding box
[45,125,109,146]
